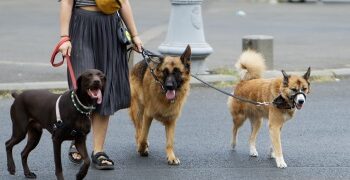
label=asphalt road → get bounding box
[0,79,349,180]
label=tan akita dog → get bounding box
[227,50,311,168]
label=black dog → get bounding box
[5,69,105,180]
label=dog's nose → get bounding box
[93,80,101,85]
[165,82,175,90]
[298,99,304,104]
[295,94,306,105]
[165,75,177,90]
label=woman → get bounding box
[58,0,142,170]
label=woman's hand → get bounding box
[132,36,142,53]
[59,40,72,56]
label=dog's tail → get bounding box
[235,50,266,81]
[11,91,19,99]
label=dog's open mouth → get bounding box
[295,103,303,110]
[166,90,176,100]
[88,89,102,104]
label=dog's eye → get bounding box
[163,69,169,76]
[173,68,180,73]
[302,87,307,92]
[291,88,297,92]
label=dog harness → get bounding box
[54,95,63,130]
[53,92,95,137]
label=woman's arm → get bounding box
[119,0,142,52]
[59,0,74,56]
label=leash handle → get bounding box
[50,37,77,90]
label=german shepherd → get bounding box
[129,45,191,165]
[227,50,311,168]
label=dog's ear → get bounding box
[281,70,290,86]
[155,56,164,71]
[181,45,191,71]
[303,67,311,81]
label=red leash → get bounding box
[50,37,77,90]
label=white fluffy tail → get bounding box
[235,50,266,81]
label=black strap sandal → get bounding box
[68,142,83,164]
[91,151,115,170]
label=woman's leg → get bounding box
[92,113,109,154]
[91,113,114,168]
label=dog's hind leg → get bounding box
[249,117,263,157]
[6,133,26,175]
[21,121,42,178]
[231,113,246,149]
[165,120,180,165]
[6,107,28,175]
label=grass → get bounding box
[310,75,338,83]
[210,67,238,76]
[0,88,68,100]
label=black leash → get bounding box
[190,74,271,106]
[140,48,166,92]
[131,47,272,106]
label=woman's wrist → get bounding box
[131,34,138,38]
[60,35,70,38]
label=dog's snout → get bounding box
[298,99,304,104]
[165,81,175,90]
[295,94,306,105]
[165,75,177,90]
[93,79,101,85]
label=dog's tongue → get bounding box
[88,89,102,104]
[166,90,176,100]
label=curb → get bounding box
[0,68,349,92]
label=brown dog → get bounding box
[6,69,105,179]
[227,50,311,168]
[129,45,191,165]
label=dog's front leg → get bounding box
[137,114,152,156]
[165,120,180,165]
[268,115,287,168]
[75,138,90,180]
[53,139,64,180]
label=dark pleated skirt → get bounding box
[68,8,130,116]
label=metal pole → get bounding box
[158,0,213,75]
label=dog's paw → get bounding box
[24,172,37,179]
[231,143,236,150]
[249,146,258,157]
[167,157,180,165]
[137,142,149,157]
[7,165,15,175]
[275,157,287,168]
[269,147,275,159]
[76,172,86,180]
[139,149,149,157]
[250,152,259,157]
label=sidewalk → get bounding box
[0,0,350,91]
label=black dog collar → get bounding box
[71,91,95,116]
